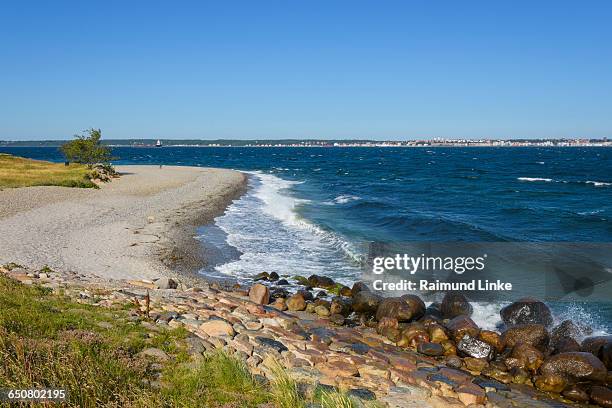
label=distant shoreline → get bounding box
[1,139,611,148]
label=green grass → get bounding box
[0,154,96,189]
[0,274,380,407]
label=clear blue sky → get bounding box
[1,1,611,140]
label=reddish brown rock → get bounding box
[440,292,473,319]
[270,297,287,311]
[535,373,566,393]
[500,297,553,327]
[478,330,503,353]
[505,343,544,373]
[590,386,612,408]
[376,295,425,322]
[562,385,589,403]
[427,323,449,344]
[445,315,480,342]
[454,382,485,405]
[248,283,270,305]
[397,322,429,349]
[582,336,612,370]
[540,351,607,383]
[352,291,382,316]
[501,323,549,351]
[286,292,307,311]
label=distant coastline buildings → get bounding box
[1,138,610,148]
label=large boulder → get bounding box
[501,323,549,351]
[504,343,544,373]
[248,283,270,305]
[307,274,335,289]
[286,293,307,311]
[375,295,425,322]
[441,292,473,318]
[397,322,429,349]
[500,297,553,327]
[445,315,480,342]
[351,281,370,296]
[582,336,612,370]
[457,334,495,360]
[550,320,592,354]
[540,352,607,384]
[352,291,382,316]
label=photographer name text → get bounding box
[372,279,512,291]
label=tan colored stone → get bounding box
[198,319,235,337]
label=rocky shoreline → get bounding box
[3,264,610,408]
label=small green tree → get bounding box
[61,128,114,168]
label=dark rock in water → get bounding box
[590,386,612,408]
[253,272,269,281]
[550,320,592,353]
[553,337,581,354]
[582,336,612,369]
[445,315,480,342]
[297,289,314,302]
[562,385,590,403]
[268,272,279,281]
[417,342,444,356]
[397,322,429,348]
[504,343,544,373]
[276,279,289,285]
[329,313,345,326]
[292,275,309,285]
[501,323,549,351]
[500,297,553,327]
[376,295,425,322]
[457,334,495,360]
[540,351,607,383]
[307,274,335,289]
[315,290,327,298]
[351,281,369,296]
[255,337,288,353]
[270,287,289,299]
[339,286,352,297]
[425,302,443,319]
[441,292,473,318]
[352,290,382,316]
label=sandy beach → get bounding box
[0,165,246,281]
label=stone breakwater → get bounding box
[3,265,611,408]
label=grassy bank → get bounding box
[0,273,374,407]
[0,154,96,189]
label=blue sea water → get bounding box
[3,146,611,332]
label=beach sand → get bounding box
[0,165,246,282]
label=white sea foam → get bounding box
[517,177,553,182]
[203,171,363,284]
[585,180,611,187]
[323,195,361,205]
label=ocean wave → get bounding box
[323,194,362,205]
[517,177,553,182]
[518,177,610,187]
[585,180,611,187]
[206,171,364,283]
